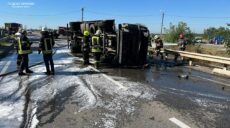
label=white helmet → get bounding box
[15,32,21,37]
[154,35,159,40]
[41,27,47,32]
[95,29,102,35]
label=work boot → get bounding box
[19,72,26,76]
[50,71,55,75]
[83,61,89,65]
[94,62,99,69]
[45,71,51,75]
[26,69,33,73]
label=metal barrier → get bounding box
[164,49,230,76]
[164,49,230,65]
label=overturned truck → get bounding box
[69,19,149,66]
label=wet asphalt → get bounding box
[101,61,230,128]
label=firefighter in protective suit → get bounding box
[178,33,186,51]
[39,27,55,75]
[18,30,33,75]
[91,30,103,68]
[14,29,22,69]
[154,35,164,59]
[82,31,90,65]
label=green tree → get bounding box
[164,22,194,43]
[203,27,230,40]
[204,27,230,54]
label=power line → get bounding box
[165,14,230,19]
[86,10,160,18]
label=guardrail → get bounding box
[164,49,230,76]
[164,49,230,65]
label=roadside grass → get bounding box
[165,44,230,69]
[167,44,230,57]
[187,44,229,57]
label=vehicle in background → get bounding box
[52,30,59,39]
[27,30,32,35]
[4,23,22,35]
[58,27,67,36]
[0,29,7,37]
[209,36,224,45]
[193,37,203,44]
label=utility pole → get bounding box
[160,12,164,36]
[81,8,84,22]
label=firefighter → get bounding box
[81,31,90,65]
[14,29,22,69]
[154,35,164,59]
[91,30,103,68]
[178,33,186,51]
[18,30,33,76]
[39,27,55,75]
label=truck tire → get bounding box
[80,23,89,33]
[89,24,96,35]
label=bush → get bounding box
[164,22,195,43]
[226,38,230,55]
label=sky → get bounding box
[0,0,230,33]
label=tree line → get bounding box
[162,21,230,54]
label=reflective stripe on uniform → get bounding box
[92,36,99,45]
[91,36,102,53]
[18,38,32,54]
[42,38,53,54]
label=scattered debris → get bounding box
[149,116,155,120]
[222,86,225,90]
[178,74,189,79]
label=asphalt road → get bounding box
[0,37,230,128]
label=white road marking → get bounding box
[0,53,15,81]
[169,117,191,128]
[89,66,127,90]
[193,75,230,87]
[0,61,11,75]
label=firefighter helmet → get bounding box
[95,29,102,36]
[179,33,184,39]
[154,35,159,40]
[41,27,47,32]
[84,31,89,36]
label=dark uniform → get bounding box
[178,33,186,51]
[155,38,164,59]
[18,32,33,75]
[175,34,187,61]
[39,31,55,75]
[82,35,90,65]
[91,35,103,68]
[178,38,186,51]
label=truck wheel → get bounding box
[89,24,95,34]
